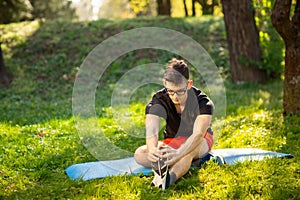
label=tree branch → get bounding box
[271,0,296,44]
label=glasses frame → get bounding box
[165,84,188,96]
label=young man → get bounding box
[134,58,214,189]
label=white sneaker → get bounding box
[151,156,170,190]
[151,170,163,187]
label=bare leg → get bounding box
[169,138,209,183]
[134,141,166,168]
[135,139,209,184]
[134,145,152,168]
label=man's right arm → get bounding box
[145,114,161,162]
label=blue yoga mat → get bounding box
[66,148,292,181]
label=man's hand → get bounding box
[160,145,181,166]
[147,147,162,162]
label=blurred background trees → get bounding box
[221,0,267,84]
[1,0,299,115]
[0,0,33,24]
[0,0,282,84]
[0,0,224,23]
[0,0,76,23]
[28,0,76,21]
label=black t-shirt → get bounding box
[146,86,214,139]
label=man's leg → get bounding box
[134,145,151,168]
[134,141,165,168]
[134,143,169,189]
[135,139,210,186]
[168,138,209,184]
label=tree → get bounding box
[0,0,76,24]
[192,0,219,16]
[271,0,300,115]
[221,0,267,84]
[0,43,12,88]
[157,0,171,15]
[183,0,189,16]
[28,0,76,21]
[0,0,32,24]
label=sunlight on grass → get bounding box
[215,109,287,151]
[0,20,40,55]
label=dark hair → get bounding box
[163,58,189,84]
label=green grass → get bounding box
[0,17,299,199]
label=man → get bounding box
[134,58,214,190]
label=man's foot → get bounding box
[151,156,170,190]
[161,169,170,190]
[150,170,162,187]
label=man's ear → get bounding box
[188,80,193,89]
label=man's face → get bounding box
[164,80,192,105]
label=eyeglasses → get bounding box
[165,86,188,96]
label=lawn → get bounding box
[0,17,299,199]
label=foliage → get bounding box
[253,0,285,78]
[0,0,32,24]
[129,0,155,16]
[0,17,299,199]
[0,0,76,24]
[98,0,223,19]
[28,0,76,21]
[98,0,135,19]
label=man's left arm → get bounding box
[163,114,212,166]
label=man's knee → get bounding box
[135,145,147,154]
[134,145,147,164]
[199,138,210,157]
[191,138,209,160]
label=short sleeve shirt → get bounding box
[146,86,214,139]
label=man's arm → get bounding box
[145,114,162,162]
[163,114,212,165]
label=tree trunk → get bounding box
[0,43,12,88]
[183,0,189,16]
[157,0,171,16]
[192,0,196,16]
[221,0,267,84]
[271,0,300,115]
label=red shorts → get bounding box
[161,131,214,150]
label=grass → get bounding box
[0,17,299,199]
